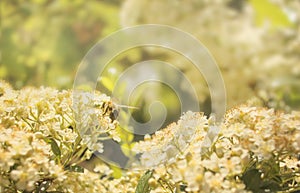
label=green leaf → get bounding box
[135,170,153,193]
[99,76,114,92]
[116,125,134,143]
[260,179,281,192]
[242,168,262,192]
[50,138,61,158]
[249,0,293,28]
[110,164,123,179]
[121,142,136,157]
[43,137,61,158]
[116,125,135,157]
[65,165,84,173]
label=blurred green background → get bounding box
[2,0,122,89]
[1,0,300,117]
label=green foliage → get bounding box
[110,164,123,179]
[100,76,115,93]
[135,170,153,193]
[249,0,294,28]
[48,138,62,159]
[2,0,120,89]
[242,157,282,192]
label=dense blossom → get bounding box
[0,81,299,192]
[132,106,300,192]
[0,81,119,192]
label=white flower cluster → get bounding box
[0,81,119,192]
[1,81,300,192]
[133,111,209,167]
[73,91,119,153]
[0,127,65,191]
[132,106,300,192]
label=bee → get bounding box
[100,100,139,122]
[101,100,119,122]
